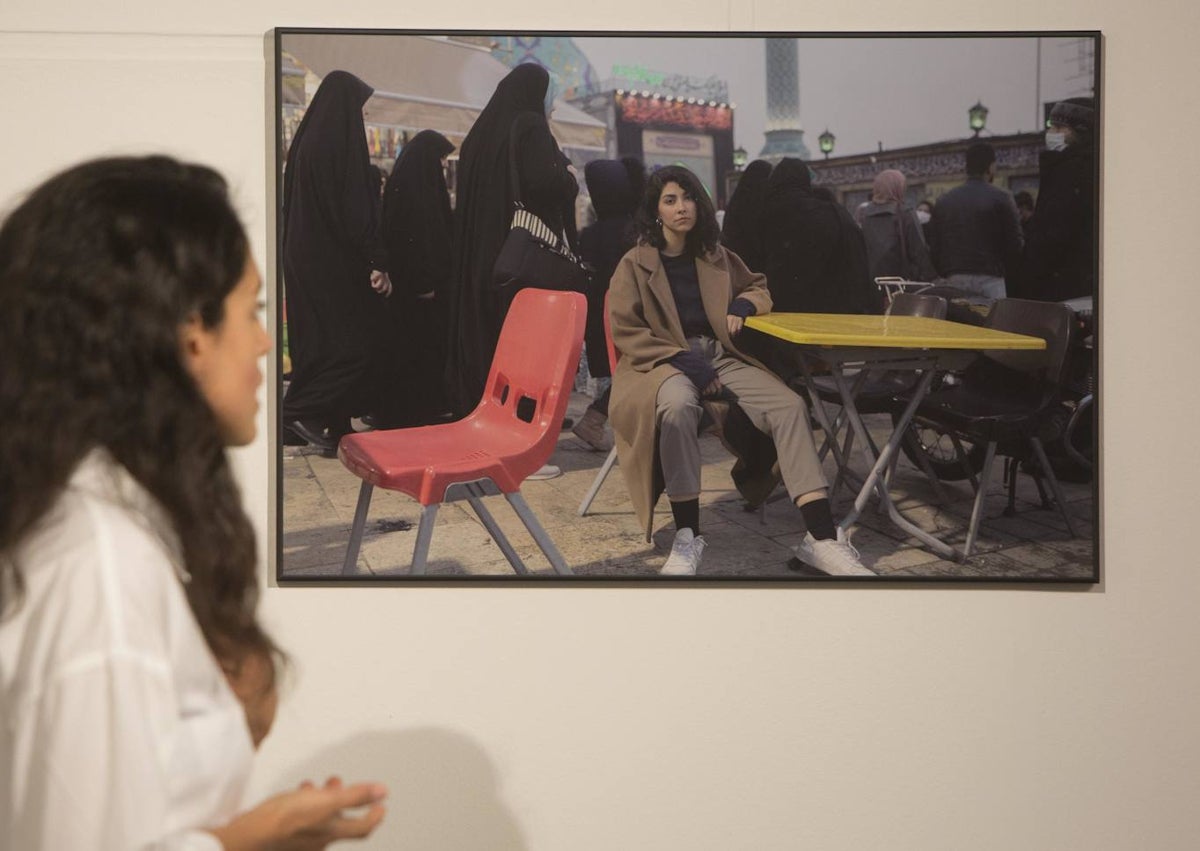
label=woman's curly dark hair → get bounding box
[0,155,278,672]
[633,165,720,256]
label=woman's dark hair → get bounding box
[0,155,278,672]
[633,165,720,256]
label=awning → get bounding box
[281,33,606,151]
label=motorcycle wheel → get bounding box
[892,412,987,482]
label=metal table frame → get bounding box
[746,313,1045,562]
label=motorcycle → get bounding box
[891,292,1095,491]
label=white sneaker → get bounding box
[526,463,562,481]
[661,528,706,576]
[793,528,875,576]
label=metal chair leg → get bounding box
[506,491,574,576]
[410,504,439,575]
[341,481,374,576]
[465,484,528,575]
[962,441,999,561]
[1029,437,1078,538]
[578,446,619,516]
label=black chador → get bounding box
[443,63,578,417]
[281,70,386,444]
[375,130,456,427]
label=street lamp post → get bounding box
[968,101,989,137]
[818,128,835,160]
[733,146,747,171]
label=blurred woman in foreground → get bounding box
[0,155,386,849]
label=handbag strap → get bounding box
[507,119,523,206]
[894,202,910,275]
[505,116,575,257]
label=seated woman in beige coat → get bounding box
[608,165,873,576]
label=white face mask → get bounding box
[916,209,931,225]
[1045,131,1068,152]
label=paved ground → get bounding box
[279,391,1095,582]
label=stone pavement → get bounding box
[279,392,1095,581]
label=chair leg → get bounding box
[506,491,574,576]
[1029,437,1078,538]
[950,432,981,492]
[962,441,999,561]
[341,482,374,576]
[410,503,439,575]
[464,484,528,576]
[578,446,619,516]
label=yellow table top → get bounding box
[745,313,1046,350]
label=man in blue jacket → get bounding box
[929,142,1024,302]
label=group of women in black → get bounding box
[279,62,889,456]
[281,63,585,453]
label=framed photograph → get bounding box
[272,29,1100,584]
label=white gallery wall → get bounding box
[2,2,1199,848]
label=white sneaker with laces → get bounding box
[661,528,706,576]
[793,528,874,576]
[526,463,562,481]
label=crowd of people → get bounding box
[275,61,1095,576]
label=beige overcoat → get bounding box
[608,243,774,541]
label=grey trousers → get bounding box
[655,336,828,502]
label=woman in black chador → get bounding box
[720,159,773,273]
[376,130,455,427]
[571,157,643,451]
[281,70,390,453]
[443,63,578,418]
[761,158,877,315]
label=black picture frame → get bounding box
[272,28,1101,585]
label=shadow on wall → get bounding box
[273,727,528,850]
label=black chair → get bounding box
[808,292,950,496]
[907,298,1078,558]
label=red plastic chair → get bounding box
[338,288,586,576]
[577,291,620,516]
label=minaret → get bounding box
[759,38,811,163]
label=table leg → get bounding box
[797,355,859,488]
[833,366,957,560]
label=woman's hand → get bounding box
[369,270,392,297]
[702,377,725,398]
[726,314,745,337]
[208,777,387,851]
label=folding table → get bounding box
[745,313,1045,560]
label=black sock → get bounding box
[798,498,837,540]
[670,498,700,537]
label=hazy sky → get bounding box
[576,35,1095,158]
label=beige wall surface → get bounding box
[3,3,1199,849]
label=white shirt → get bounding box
[1,450,254,850]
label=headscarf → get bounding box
[382,130,455,294]
[585,159,637,220]
[768,157,814,194]
[871,169,907,205]
[720,159,773,272]
[282,70,375,246]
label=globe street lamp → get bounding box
[733,146,748,171]
[818,128,835,160]
[968,101,989,137]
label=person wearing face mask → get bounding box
[1011,97,1097,302]
[926,142,1024,302]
